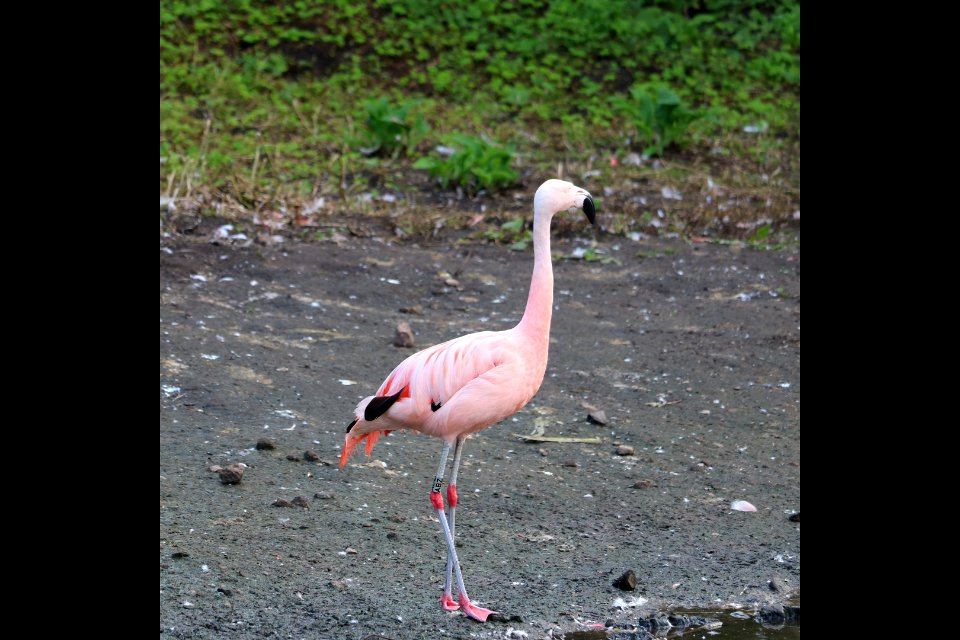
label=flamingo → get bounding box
[339,179,596,621]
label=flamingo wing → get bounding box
[341,331,512,466]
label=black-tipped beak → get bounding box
[583,196,596,225]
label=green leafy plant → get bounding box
[482,217,531,250]
[615,86,701,157]
[750,223,772,245]
[414,134,517,195]
[357,97,429,158]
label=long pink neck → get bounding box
[517,206,553,352]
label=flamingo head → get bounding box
[534,179,595,225]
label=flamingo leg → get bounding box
[431,439,496,622]
[442,437,465,609]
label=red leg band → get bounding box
[447,484,458,508]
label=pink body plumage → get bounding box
[341,328,547,467]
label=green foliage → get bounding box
[414,135,517,195]
[750,223,772,244]
[482,217,532,250]
[161,1,800,139]
[159,1,799,223]
[614,85,700,156]
[357,97,429,158]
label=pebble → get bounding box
[769,575,786,592]
[216,463,246,485]
[587,410,608,425]
[393,321,415,348]
[612,569,637,591]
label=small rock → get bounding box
[393,321,415,348]
[612,569,637,591]
[638,612,671,631]
[217,463,246,485]
[314,491,335,500]
[304,449,320,461]
[171,551,189,559]
[769,575,786,592]
[256,438,276,450]
[182,601,194,609]
[668,615,690,628]
[587,410,608,425]
[538,448,548,456]
[683,616,721,630]
[273,498,293,508]
[291,496,310,508]
[444,277,460,288]
[329,580,346,590]
[731,499,757,512]
[759,603,785,624]
[286,453,300,461]
[633,479,656,489]
[616,445,635,456]
[563,459,579,468]
[649,615,671,631]
[789,512,800,522]
[399,305,422,315]
[345,547,358,554]
[488,613,524,623]
[216,587,233,596]
[386,532,398,540]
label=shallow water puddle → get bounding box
[560,606,800,639]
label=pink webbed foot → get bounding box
[441,593,460,611]
[458,593,497,622]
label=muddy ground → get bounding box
[160,223,800,639]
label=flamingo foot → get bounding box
[458,593,496,622]
[441,593,460,611]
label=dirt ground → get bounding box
[160,223,800,639]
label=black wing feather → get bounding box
[364,388,405,422]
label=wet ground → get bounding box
[160,225,800,639]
